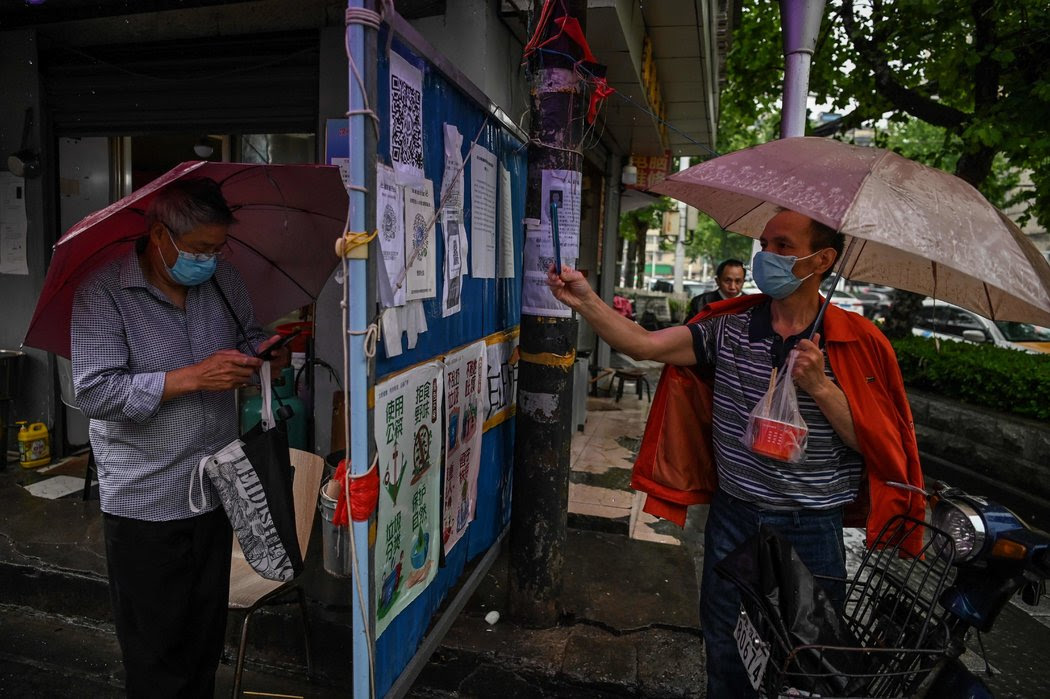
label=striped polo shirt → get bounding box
[688,300,862,510]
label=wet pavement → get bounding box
[3,353,1050,697]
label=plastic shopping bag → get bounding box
[743,353,808,463]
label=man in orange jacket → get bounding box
[548,209,923,698]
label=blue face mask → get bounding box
[160,228,218,286]
[751,249,821,299]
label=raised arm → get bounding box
[547,266,697,367]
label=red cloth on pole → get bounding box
[331,459,380,526]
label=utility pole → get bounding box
[673,157,690,294]
[509,0,586,627]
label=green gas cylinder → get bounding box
[240,367,307,450]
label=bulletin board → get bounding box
[369,27,526,696]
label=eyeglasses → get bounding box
[163,224,231,260]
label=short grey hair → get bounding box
[145,178,234,237]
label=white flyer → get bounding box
[498,163,515,278]
[404,179,436,301]
[376,164,406,307]
[540,169,581,265]
[441,210,464,318]
[389,51,425,187]
[0,173,29,276]
[440,123,464,217]
[381,308,403,359]
[469,145,498,279]
[521,218,572,318]
[374,362,443,637]
[441,341,486,554]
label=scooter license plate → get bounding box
[734,607,769,691]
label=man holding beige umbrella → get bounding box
[549,206,923,697]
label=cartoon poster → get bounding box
[389,51,425,186]
[469,145,498,278]
[404,179,437,301]
[441,341,486,554]
[374,362,443,637]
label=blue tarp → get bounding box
[373,31,525,696]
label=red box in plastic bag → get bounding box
[750,417,808,462]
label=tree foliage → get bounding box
[718,0,1050,337]
[723,0,1050,221]
[618,198,676,288]
[685,215,755,271]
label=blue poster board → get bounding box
[372,30,525,696]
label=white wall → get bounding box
[409,2,529,122]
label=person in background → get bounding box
[547,209,922,697]
[71,178,290,697]
[686,258,747,320]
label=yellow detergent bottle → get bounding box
[17,421,51,469]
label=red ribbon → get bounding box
[539,16,597,64]
[588,76,616,124]
[331,459,379,525]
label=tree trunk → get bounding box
[881,290,924,339]
[624,238,637,289]
[508,0,585,628]
[634,223,648,288]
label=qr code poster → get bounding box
[389,52,425,187]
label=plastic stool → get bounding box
[614,369,651,402]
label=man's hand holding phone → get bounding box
[256,329,300,371]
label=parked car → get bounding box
[852,290,893,320]
[826,289,865,315]
[912,300,1050,354]
[651,279,711,298]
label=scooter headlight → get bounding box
[932,498,985,562]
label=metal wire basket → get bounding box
[738,515,957,698]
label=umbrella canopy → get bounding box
[24,161,348,358]
[652,137,1050,327]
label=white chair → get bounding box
[227,448,325,697]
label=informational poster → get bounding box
[0,173,29,276]
[376,164,406,308]
[441,341,486,553]
[389,51,425,186]
[469,145,498,279]
[374,362,443,637]
[498,163,515,279]
[404,179,436,300]
[440,123,464,217]
[441,211,464,317]
[521,218,572,318]
[482,327,520,431]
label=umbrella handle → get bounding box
[550,200,562,274]
[808,235,860,341]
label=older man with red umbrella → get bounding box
[72,178,290,696]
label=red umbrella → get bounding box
[24,161,348,358]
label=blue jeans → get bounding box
[700,490,846,698]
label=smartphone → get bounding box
[259,329,301,360]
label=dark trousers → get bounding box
[103,507,232,698]
[700,490,846,698]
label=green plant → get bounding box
[891,336,1050,421]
